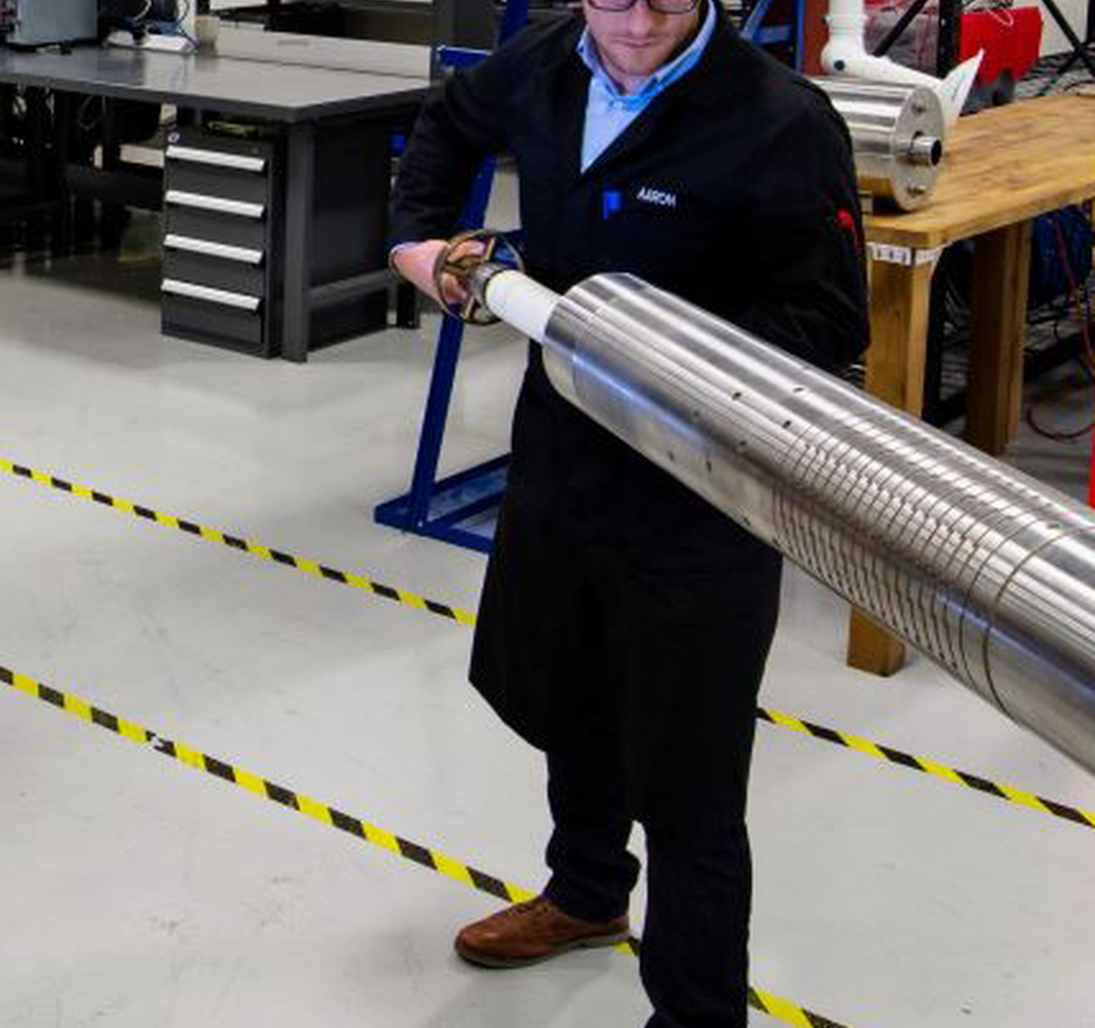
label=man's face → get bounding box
[582,1,703,91]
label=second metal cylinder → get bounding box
[813,77,945,211]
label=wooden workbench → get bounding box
[849,94,1095,676]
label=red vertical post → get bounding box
[800,0,830,74]
[1089,428,1095,507]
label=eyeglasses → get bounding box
[586,0,701,14]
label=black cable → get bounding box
[1023,213,1095,442]
[1025,402,1094,440]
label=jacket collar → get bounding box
[555,9,752,100]
[668,13,759,107]
[543,11,758,183]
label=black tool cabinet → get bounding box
[161,119,391,358]
[0,45,429,361]
[162,129,282,356]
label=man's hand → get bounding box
[391,237,486,310]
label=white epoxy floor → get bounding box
[1,208,1095,1028]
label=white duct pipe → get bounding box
[821,0,985,126]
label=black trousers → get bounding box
[470,434,781,1026]
[542,718,755,1028]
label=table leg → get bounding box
[283,120,316,363]
[24,88,51,251]
[846,255,936,676]
[965,221,1033,456]
[395,281,421,329]
[51,92,75,255]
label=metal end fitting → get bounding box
[432,229,525,325]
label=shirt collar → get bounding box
[577,0,717,109]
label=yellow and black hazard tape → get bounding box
[0,663,535,907]
[0,661,857,1028]
[6,455,1092,838]
[0,457,476,627]
[756,707,1095,831]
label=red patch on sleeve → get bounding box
[835,207,863,253]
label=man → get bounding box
[390,2,869,1025]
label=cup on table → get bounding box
[195,15,221,49]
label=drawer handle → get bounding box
[165,190,265,219]
[165,234,264,265]
[163,278,261,312]
[166,145,267,173]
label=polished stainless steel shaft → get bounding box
[478,267,1095,773]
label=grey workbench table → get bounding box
[0,45,430,360]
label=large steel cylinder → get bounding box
[812,77,945,211]
[485,271,1095,773]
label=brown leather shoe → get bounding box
[454,896,630,968]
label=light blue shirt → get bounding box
[578,0,717,172]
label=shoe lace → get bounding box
[498,896,555,923]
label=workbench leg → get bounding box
[283,120,316,363]
[51,92,75,256]
[965,221,1033,456]
[847,256,936,676]
[24,88,50,252]
[395,281,420,329]
[96,99,130,248]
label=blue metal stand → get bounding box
[375,2,528,554]
[742,0,806,68]
[376,0,803,554]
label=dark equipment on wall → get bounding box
[212,0,501,48]
[0,0,99,48]
[922,205,1094,426]
[1028,205,1093,311]
[99,1,180,39]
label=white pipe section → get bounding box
[483,270,559,345]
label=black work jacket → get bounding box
[391,11,869,548]
[391,15,870,809]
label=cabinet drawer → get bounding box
[164,234,263,265]
[164,129,274,169]
[163,207,268,252]
[165,162,271,208]
[162,278,261,312]
[165,189,265,220]
[162,294,266,353]
[163,251,267,297]
[165,144,267,174]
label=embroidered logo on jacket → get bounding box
[636,187,678,209]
